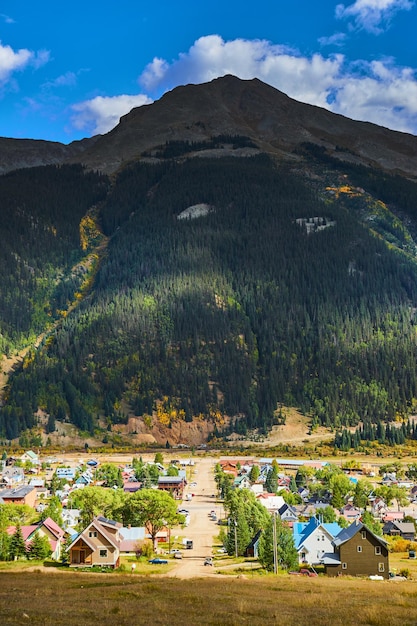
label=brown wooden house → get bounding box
[382,520,416,541]
[157,476,186,499]
[322,520,389,579]
[67,516,122,568]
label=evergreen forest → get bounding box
[2,149,417,445]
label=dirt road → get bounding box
[168,458,224,578]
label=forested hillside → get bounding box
[0,164,109,437]
[2,149,417,443]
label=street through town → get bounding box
[167,457,224,578]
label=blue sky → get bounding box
[1,0,417,143]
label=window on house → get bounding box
[375,546,381,555]
[361,530,366,539]
[378,562,385,573]
[99,549,108,558]
[342,563,347,570]
[89,531,97,538]
[357,546,362,553]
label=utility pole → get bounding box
[234,519,238,558]
[272,512,278,574]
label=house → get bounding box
[278,503,299,525]
[0,467,25,487]
[382,510,405,523]
[293,517,343,565]
[6,516,66,560]
[28,478,45,488]
[295,502,329,519]
[179,458,195,467]
[219,461,239,476]
[36,517,67,560]
[119,526,146,556]
[322,521,389,579]
[245,529,262,558]
[75,469,93,486]
[340,504,362,522]
[157,476,186,499]
[277,475,291,489]
[123,480,142,493]
[382,520,415,541]
[0,485,37,508]
[55,467,77,480]
[382,472,397,486]
[371,497,387,518]
[297,486,309,502]
[67,516,122,568]
[20,450,40,465]
[256,493,285,513]
[233,475,251,490]
[61,508,81,531]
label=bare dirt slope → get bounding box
[227,407,333,448]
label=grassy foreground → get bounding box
[1,571,417,625]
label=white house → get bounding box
[293,517,343,565]
[20,450,40,465]
[256,493,285,513]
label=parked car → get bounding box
[300,568,318,577]
[148,558,168,564]
[289,568,318,577]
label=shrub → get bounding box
[388,537,410,553]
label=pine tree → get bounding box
[28,532,52,560]
[249,465,260,483]
[265,466,278,493]
[9,524,27,560]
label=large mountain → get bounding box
[2,75,417,448]
[2,75,417,178]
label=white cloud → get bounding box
[0,14,15,24]
[333,60,417,133]
[137,35,417,135]
[335,0,414,33]
[31,49,50,70]
[44,71,78,89]
[0,41,33,84]
[139,35,342,109]
[70,93,153,135]
[318,32,348,47]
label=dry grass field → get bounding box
[1,571,417,626]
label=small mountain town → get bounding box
[1,448,416,581]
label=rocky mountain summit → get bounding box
[2,75,417,177]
